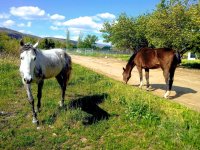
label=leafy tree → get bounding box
[146,0,200,52]
[101,14,148,51]
[54,40,66,48]
[77,32,84,48]
[82,34,98,49]
[39,38,55,49]
[65,29,76,49]
[66,29,71,49]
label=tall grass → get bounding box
[0,56,200,149]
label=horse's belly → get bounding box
[143,64,160,69]
[149,64,160,69]
[44,66,62,79]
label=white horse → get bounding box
[19,40,72,126]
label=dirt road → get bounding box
[71,55,200,112]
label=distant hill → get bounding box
[0,27,76,44]
[0,27,110,48]
[0,27,40,39]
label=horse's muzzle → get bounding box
[24,78,32,84]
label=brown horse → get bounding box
[122,47,181,98]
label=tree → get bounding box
[146,0,200,52]
[39,38,55,49]
[77,32,84,48]
[66,29,71,49]
[83,34,98,49]
[101,14,148,51]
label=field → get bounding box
[1,56,200,149]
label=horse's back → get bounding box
[39,49,71,79]
[135,48,175,69]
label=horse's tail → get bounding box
[175,51,182,64]
[64,53,72,83]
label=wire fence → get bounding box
[66,48,133,57]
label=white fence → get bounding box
[66,48,132,56]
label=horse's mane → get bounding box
[127,49,139,65]
[21,43,36,52]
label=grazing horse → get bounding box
[122,47,181,98]
[19,40,72,125]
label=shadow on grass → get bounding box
[69,93,110,125]
[41,93,110,126]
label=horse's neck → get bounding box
[126,63,134,74]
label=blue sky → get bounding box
[0,0,160,44]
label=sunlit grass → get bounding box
[0,55,200,149]
[181,59,200,69]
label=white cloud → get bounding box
[10,6,45,19]
[53,12,115,33]
[50,26,59,30]
[50,14,65,20]
[2,20,15,27]
[53,35,66,39]
[17,23,25,27]
[62,16,102,30]
[96,13,116,20]
[97,39,111,45]
[18,30,32,34]
[50,13,115,42]
[0,13,10,19]
[17,21,32,27]
[27,21,32,27]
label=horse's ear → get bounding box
[33,41,39,48]
[20,39,24,46]
[123,67,125,71]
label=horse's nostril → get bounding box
[24,78,32,84]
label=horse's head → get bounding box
[19,40,39,84]
[122,67,131,84]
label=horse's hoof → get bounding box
[32,118,39,124]
[37,126,41,130]
[59,101,64,107]
[35,108,41,113]
[164,91,170,99]
[146,86,152,91]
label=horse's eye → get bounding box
[20,57,24,60]
[33,57,36,61]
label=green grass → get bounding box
[181,59,200,69]
[0,56,200,149]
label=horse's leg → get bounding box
[36,80,44,113]
[56,72,67,107]
[145,68,150,90]
[137,66,143,88]
[166,66,176,98]
[163,69,170,98]
[25,84,38,124]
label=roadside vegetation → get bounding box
[1,55,200,149]
[181,59,200,69]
